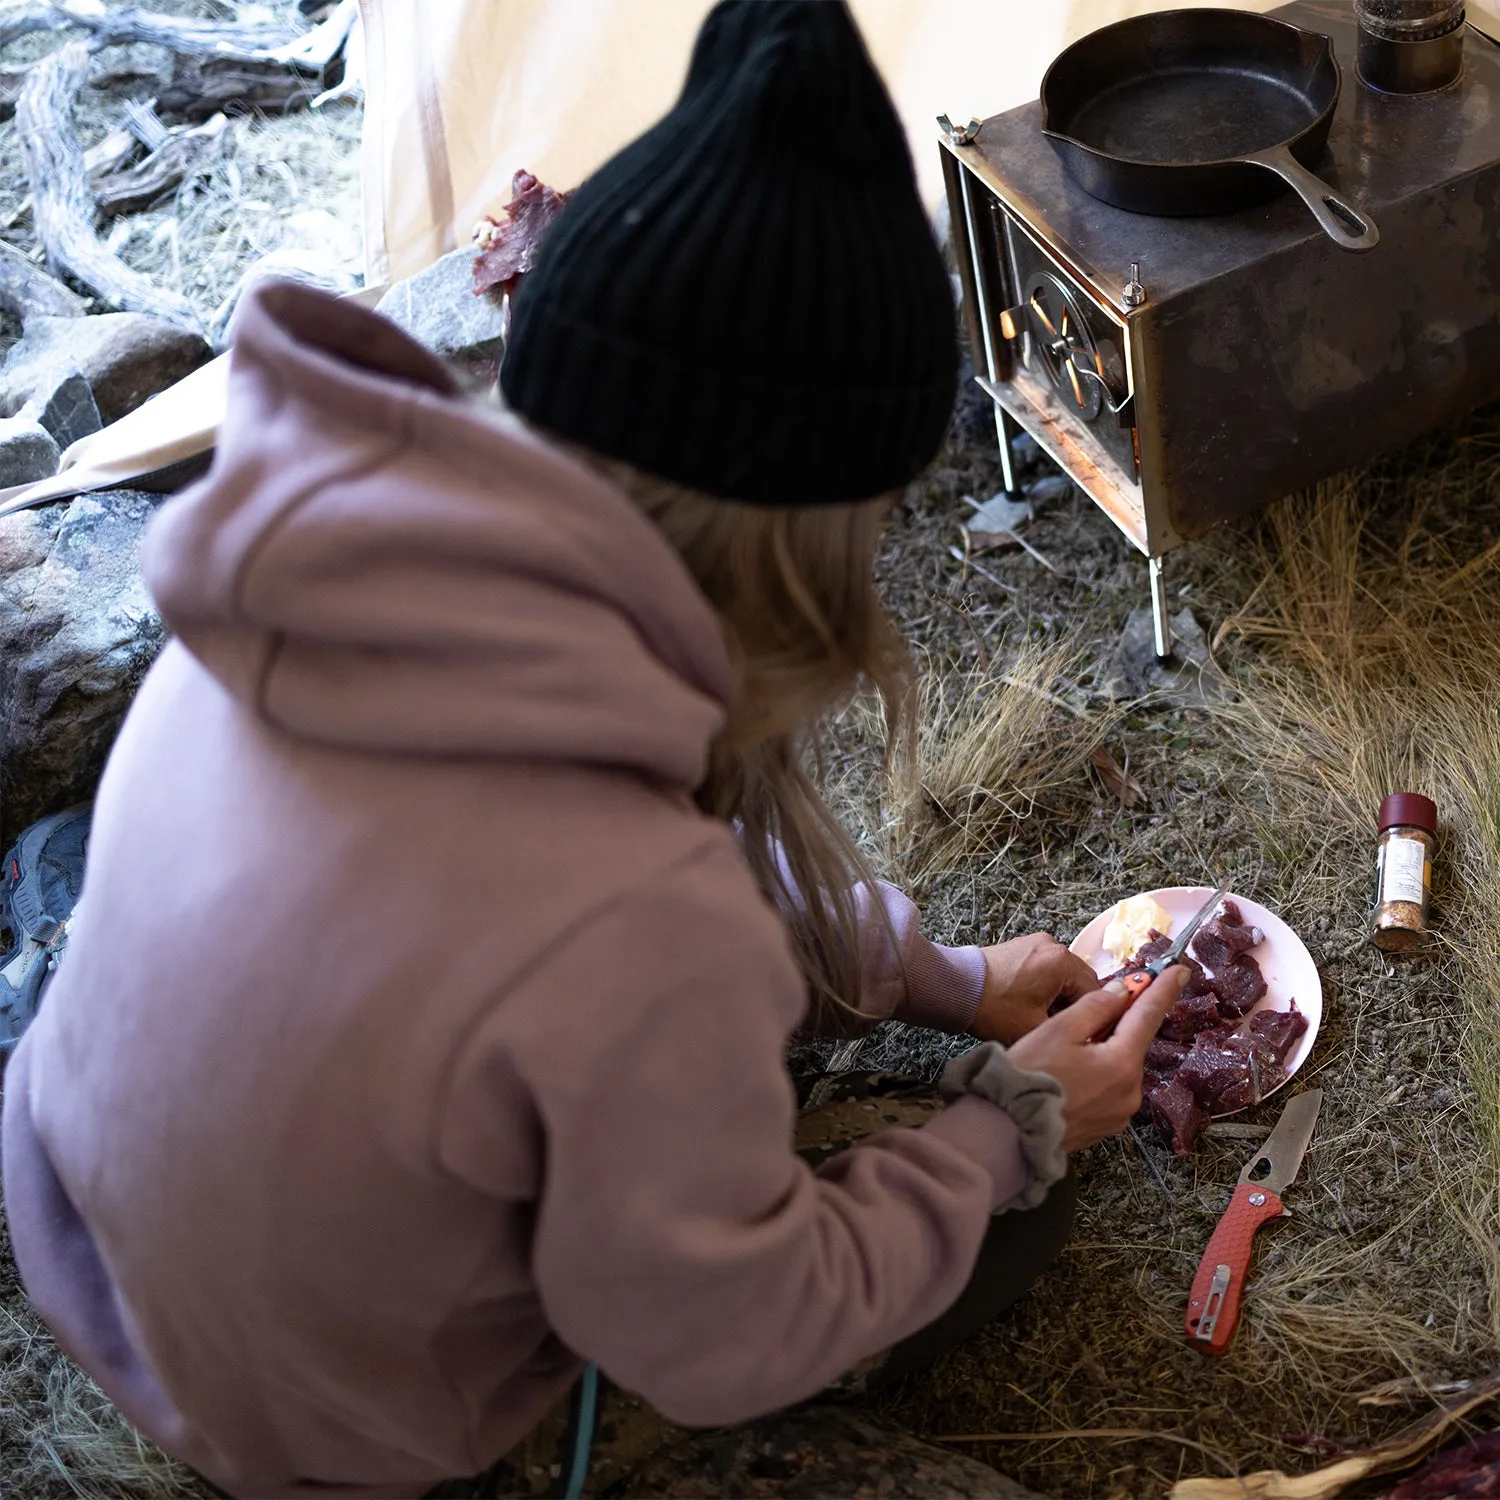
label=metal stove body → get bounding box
[941,0,1500,653]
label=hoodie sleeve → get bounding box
[764,840,984,1034]
[852,879,986,1034]
[436,838,1027,1428]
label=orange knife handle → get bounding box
[1184,1182,1286,1355]
[1091,968,1154,1042]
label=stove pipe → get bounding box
[1356,0,1465,91]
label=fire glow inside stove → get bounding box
[940,0,1500,655]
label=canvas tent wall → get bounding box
[0,0,1282,517]
[359,0,1285,284]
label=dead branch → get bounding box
[158,53,319,122]
[0,6,54,51]
[16,41,198,329]
[0,63,24,119]
[1169,1369,1500,1498]
[93,113,227,219]
[47,2,301,62]
[0,239,87,322]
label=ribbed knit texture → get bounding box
[500,0,957,506]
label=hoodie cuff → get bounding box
[939,1042,1068,1211]
[893,938,986,1035]
[920,1095,1030,1210]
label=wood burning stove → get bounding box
[940,0,1500,655]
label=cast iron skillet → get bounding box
[1040,9,1379,253]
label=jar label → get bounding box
[1381,836,1428,906]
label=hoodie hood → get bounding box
[143,281,735,788]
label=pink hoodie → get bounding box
[1,283,1029,1497]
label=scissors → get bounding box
[1119,885,1225,1003]
[1092,885,1224,1041]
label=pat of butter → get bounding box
[1102,894,1173,964]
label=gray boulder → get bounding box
[623,1406,1047,1499]
[0,314,212,427]
[1102,606,1233,707]
[374,247,506,382]
[30,370,102,451]
[0,416,60,488]
[0,490,166,846]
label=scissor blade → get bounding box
[1156,886,1226,968]
[1239,1089,1323,1195]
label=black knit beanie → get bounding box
[499,0,957,507]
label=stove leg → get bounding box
[1149,555,1173,662]
[995,404,1021,498]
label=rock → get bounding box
[29,370,101,450]
[0,416,59,488]
[0,490,165,847]
[1011,431,1043,471]
[965,490,1033,532]
[1102,605,1233,707]
[0,314,213,427]
[208,249,360,352]
[374,246,506,383]
[622,1405,1046,1499]
[1023,471,1074,506]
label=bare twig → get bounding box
[47,2,301,62]
[0,6,54,51]
[92,114,227,220]
[0,237,86,322]
[16,41,198,328]
[158,53,320,121]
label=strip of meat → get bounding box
[1179,1030,1285,1113]
[472,168,570,298]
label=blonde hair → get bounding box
[585,454,913,1024]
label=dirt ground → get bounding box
[2,7,1499,1498]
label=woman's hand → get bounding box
[971,933,1103,1044]
[1007,967,1189,1153]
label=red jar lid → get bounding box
[1378,793,1438,834]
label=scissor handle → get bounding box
[1091,967,1155,1042]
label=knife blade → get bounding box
[1185,1089,1323,1355]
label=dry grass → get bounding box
[1214,464,1500,1365]
[888,640,1109,893]
[864,426,1500,1498]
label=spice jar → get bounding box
[1372,793,1438,952]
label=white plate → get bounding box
[1068,886,1321,1113]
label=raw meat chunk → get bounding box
[1145,1038,1188,1073]
[1390,1427,1500,1499]
[1180,965,1216,1000]
[1179,1030,1281,1113]
[1159,989,1222,1042]
[1248,1003,1308,1063]
[1144,1075,1207,1156]
[1209,956,1268,1019]
[1133,930,1175,967]
[1189,898,1265,973]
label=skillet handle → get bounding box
[1242,146,1380,253]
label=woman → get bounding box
[1,3,1184,1496]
